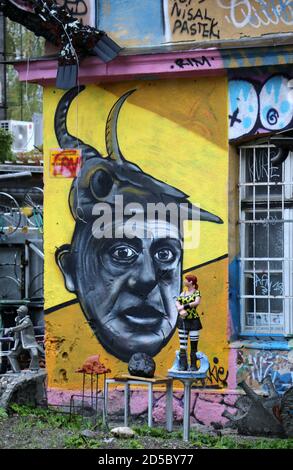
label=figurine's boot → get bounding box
[190,341,199,371]
[190,352,198,371]
[178,350,188,371]
[8,354,21,373]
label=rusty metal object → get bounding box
[76,354,111,375]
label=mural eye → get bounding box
[259,75,293,131]
[154,248,174,263]
[110,246,138,262]
[228,80,258,140]
[90,169,113,199]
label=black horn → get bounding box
[54,86,102,161]
[105,89,136,163]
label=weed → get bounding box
[9,404,86,431]
[190,432,293,449]
[124,439,144,449]
[0,408,8,421]
[9,404,35,416]
[64,435,85,449]
[133,425,176,439]
[64,434,102,449]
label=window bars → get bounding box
[239,144,293,336]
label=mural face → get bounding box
[54,86,223,362]
[58,221,183,361]
[228,74,293,140]
[44,79,228,386]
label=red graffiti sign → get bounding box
[50,149,81,178]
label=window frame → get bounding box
[239,143,293,337]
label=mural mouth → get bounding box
[123,305,163,328]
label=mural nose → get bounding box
[127,256,157,297]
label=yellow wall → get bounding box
[44,77,229,389]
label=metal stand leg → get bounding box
[148,383,153,428]
[124,383,129,427]
[105,379,109,419]
[183,381,191,442]
[102,374,107,427]
[166,380,173,432]
[82,373,85,419]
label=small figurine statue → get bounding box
[4,305,43,373]
[175,274,202,371]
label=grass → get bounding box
[9,403,88,431]
[0,407,8,421]
[3,405,293,449]
[133,424,182,439]
[64,435,102,449]
[132,425,293,449]
[189,432,293,449]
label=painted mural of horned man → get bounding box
[55,86,223,362]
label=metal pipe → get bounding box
[0,171,32,179]
[24,242,29,299]
[183,380,191,442]
[27,241,44,260]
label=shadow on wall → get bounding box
[229,256,241,341]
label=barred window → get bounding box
[239,144,293,336]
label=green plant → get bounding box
[133,425,172,439]
[64,434,102,449]
[64,435,85,449]
[124,439,143,449]
[9,404,85,431]
[9,403,35,416]
[190,432,218,448]
[0,407,8,421]
[0,128,14,163]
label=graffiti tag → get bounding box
[248,148,280,181]
[60,0,88,16]
[170,0,220,38]
[254,273,284,296]
[173,55,214,69]
[50,149,81,178]
[237,350,293,393]
[217,0,293,28]
[206,356,229,387]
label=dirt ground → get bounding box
[0,406,292,450]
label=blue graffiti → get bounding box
[228,79,258,139]
[271,371,293,395]
[229,74,293,140]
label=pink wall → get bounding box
[15,49,224,86]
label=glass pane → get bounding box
[268,213,284,258]
[245,211,283,261]
[270,299,283,314]
[244,147,283,199]
[271,314,284,326]
[256,297,268,313]
[245,273,254,296]
[255,313,269,325]
[270,273,284,297]
[254,272,269,296]
[270,260,282,270]
[246,312,255,327]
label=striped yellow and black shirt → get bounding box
[177,290,201,320]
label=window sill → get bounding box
[229,338,293,351]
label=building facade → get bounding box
[15,0,293,426]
